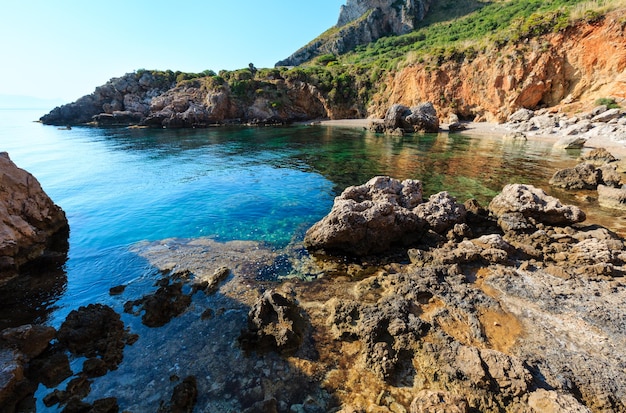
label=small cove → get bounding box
[2,109,626,411]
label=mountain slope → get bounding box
[275,0,433,67]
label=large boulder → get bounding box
[549,162,602,189]
[383,103,439,134]
[597,184,626,210]
[303,176,425,255]
[0,152,69,284]
[488,184,586,227]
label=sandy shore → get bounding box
[317,118,626,158]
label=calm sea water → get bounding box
[1,108,623,410]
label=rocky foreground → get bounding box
[5,174,626,412]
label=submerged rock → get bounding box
[0,152,69,284]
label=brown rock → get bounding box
[0,152,69,284]
[597,184,626,210]
[549,163,601,189]
[239,290,307,356]
[488,184,586,227]
[410,390,468,413]
[528,389,592,413]
[304,176,425,255]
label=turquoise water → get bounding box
[5,108,626,411]
[4,108,624,325]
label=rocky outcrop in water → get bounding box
[0,152,69,284]
[40,71,330,127]
[276,0,432,67]
[369,103,440,135]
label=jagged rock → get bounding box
[415,191,466,233]
[276,0,433,67]
[599,164,623,187]
[304,176,425,255]
[0,324,55,359]
[597,184,626,210]
[527,389,592,413]
[239,290,307,355]
[0,152,69,284]
[57,304,135,371]
[489,184,586,227]
[157,376,198,413]
[553,135,587,149]
[0,348,28,411]
[124,277,192,327]
[549,162,602,189]
[410,390,468,413]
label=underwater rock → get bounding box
[57,304,136,371]
[124,278,192,327]
[157,376,198,413]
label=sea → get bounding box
[1,108,623,411]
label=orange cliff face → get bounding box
[369,10,626,122]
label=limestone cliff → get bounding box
[275,0,432,67]
[370,10,626,122]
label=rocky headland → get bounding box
[39,7,626,130]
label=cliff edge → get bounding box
[275,0,432,67]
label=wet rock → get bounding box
[410,390,468,413]
[57,304,135,371]
[304,176,425,255]
[191,265,230,294]
[0,152,69,284]
[549,162,601,189]
[239,290,307,355]
[157,376,197,413]
[242,398,278,413]
[27,349,72,387]
[488,184,586,228]
[0,324,55,359]
[0,348,29,411]
[124,278,192,327]
[597,184,626,210]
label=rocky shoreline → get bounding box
[4,103,626,411]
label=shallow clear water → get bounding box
[2,108,625,410]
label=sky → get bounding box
[0,0,345,102]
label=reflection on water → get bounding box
[2,110,626,410]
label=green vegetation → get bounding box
[595,97,621,108]
[141,0,625,112]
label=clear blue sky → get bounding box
[0,0,345,102]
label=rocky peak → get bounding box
[275,0,432,67]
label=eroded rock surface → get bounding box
[0,152,69,284]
